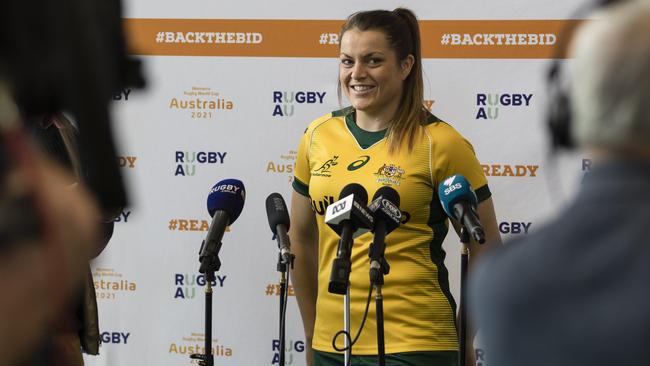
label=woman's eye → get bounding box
[341,59,353,66]
[368,58,382,65]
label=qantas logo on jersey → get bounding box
[347,155,371,171]
[311,196,335,216]
[375,163,405,186]
[312,156,339,177]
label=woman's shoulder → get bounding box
[421,112,464,142]
[303,106,350,133]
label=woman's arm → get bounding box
[288,190,319,366]
[469,197,502,263]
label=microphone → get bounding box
[438,175,485,244]
[265,193,292,265]
[367,186,401,283]
[199,179,246,273]
[325,183,374,295]
[325,184,374,238]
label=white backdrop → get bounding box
[86,1,591,365]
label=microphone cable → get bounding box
[331,284,373,366]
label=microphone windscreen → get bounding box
[438,175,477,219]
[339,183,368,205]
[372,186,400,208]
[206,179,246,223]
[265,192,290,234]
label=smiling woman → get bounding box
[289,8,502,366]
[337,9,423,155]
[339,29,410,127]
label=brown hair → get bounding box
[339,8,426,153]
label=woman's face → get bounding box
[339,28,412,118]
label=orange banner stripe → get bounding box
[124,19,584,59]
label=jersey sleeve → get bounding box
[430,125,491,203]
[292,128,311,197]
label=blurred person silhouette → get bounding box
[24,112,119,365]
[0,93,102,366]
[470,1,650,365]
[1,0,140,363]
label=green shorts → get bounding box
[313,349,458,366]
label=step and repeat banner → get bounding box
[87,1,591,365]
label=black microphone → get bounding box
[325,183,374,295]
[367,186,401,284]
[199,179,246,274]
[265,193,292,265]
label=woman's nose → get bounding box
[351,62,367,80]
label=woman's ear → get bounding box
[401,54,415,80]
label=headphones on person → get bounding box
[546,0,624,150]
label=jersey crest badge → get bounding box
[375,163,405,186]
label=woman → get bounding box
[289,8,501,366]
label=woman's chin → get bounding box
[350,100,373,112]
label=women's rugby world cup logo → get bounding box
[374,163,405,186]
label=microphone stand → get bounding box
[190,240,223,366]
[458,228,470,366]
[340,238,352,366]
[329,228,355,366]
[369,221,390,366]
[369,260,389,366]
[276,250,294,366]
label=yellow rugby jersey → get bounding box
[292,107,490,354]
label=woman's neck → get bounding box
[355,103,398,132]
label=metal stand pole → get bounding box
[277,253,295,366]
[374,284,385,366]
[204,275,214,366]
[344,289,351,366]
[276,252,294,366]
[191,240,221,366]
[369,220,390,366]
[279,271,287,366]
[190,272,215,366]
[459,229,470,366]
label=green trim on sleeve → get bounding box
[292,177,309,197]
[423,110,443,125]
[331,106,354,117]
[475,184,492,203]
[427,194,457,332]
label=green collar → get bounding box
[342,110,387,149]
[333,106,443,149]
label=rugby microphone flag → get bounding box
[199,179,246,273]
